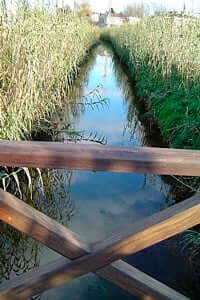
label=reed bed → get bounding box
[101,17,200,149]
[0,9,99,140]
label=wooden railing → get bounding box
[0,141,200,299]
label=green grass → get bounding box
[0,9,100,140]
[101,18,200,275]
[101,17,200,149]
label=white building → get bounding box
[98,12,125,27]
[128,16,140,23]
[91,12,99,23]
[106,13,124,26]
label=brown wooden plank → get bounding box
[0,189,189,300]
[99,261,189,300]
[0,259,189,300]
[0,140,200,175]
[0,189,90,259]
[1,191,199,299]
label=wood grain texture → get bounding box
[99,261,189,300]
[0,189,189,300]
[0,259,189,300]
[1,190,198,299]
[0,189,90,259]
[0,140,200,175]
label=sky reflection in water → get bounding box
[41,46,194,300]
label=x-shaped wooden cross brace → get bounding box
[0,189,199,299]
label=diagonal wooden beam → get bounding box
[0,140,200,175]
[0,259,189,300]
[0,189,189,300]
[99,261,190,300]
[0,189,90,259]
[0,189,198,299]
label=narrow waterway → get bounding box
[0,44,198,299]
[40,45,197,299]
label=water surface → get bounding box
[40,45,196,299]
[0,44,197,299]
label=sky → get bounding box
[88,0,200,13]
[5,0,200,15]
[67,0,200,14]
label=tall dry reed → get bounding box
[0,9,99,140]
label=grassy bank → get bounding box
[101,17,200,149]
[101,19,200,280]
[0,9,99,140]
[0,10,99,282]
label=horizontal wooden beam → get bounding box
[1,189,198,299]
[0,140,200,175]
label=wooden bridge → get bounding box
[0,140,200,299]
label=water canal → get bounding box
[0,44,198,299]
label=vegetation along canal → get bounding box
[1,44,199,299]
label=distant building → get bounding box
[97,11,125,27]
[91,12,100,23]
[128,16,140,23]
[106,12,124,26]
[98,13,107,27]
[96,10,141,27]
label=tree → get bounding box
[151,3,167,16]
[78,2,91,19]
[73,0,80,12]
[110,7,115,14]
[124,3,147,18]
